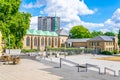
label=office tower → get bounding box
[38,17,60,31]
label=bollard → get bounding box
[77,64,80,72]
[86,63,88,72]
[60,58,61,68]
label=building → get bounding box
[66,38,90,48]
[38,17,60,31]
[22,29,68,51]
[66,36,119,52]
[87,36,119,51]
[0,30,119,52]
[56,29,69,47]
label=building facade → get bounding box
[22,29,68,51]
[38,17,60,31]
[87,36,119,51]
[66,36,119,52]
[56,29,69,47]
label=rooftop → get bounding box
[26,29,58,37]
[56,29,69,36]
[66,38,91,42]
[88,36,115,41]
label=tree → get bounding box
[91,31,104,37]
[0,0,31,49]
[70,25,92,38]
[104,32,115,36]
[118,29,120,46]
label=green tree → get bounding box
[104,32,115,36]
[0,0,31,49]
[118,29,120,46]
[91,31,103,37]
[70,25,92,38]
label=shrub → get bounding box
[112,50,119,54]
[101,51,113,55]
[21,49,40,53]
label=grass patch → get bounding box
[97,56,120,62]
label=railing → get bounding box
[59,58,119,77]
[86,63,101,74]
[104,67,116,76]
[60,58,86,72]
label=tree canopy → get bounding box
[104,32,115,36]
[91,31,104,37]
[0,0,31,49]
[70,25,92,38]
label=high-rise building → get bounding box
[38,17,60,31]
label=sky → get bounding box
[20,0,120,33]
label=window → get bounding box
[34,37,37,46]
[92,42,94,46]
[48,38,51,46]
[41,37,44,46]
[97,42,99,46]
[106,42,108,45]
[62,40,64,43]
[26,36,30,46]
[55,38,57,46]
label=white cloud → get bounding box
[104,8,120,33]
[41,0,99,31]
[28,0,120,33]
[44,0,94,20]
[99,29,110,33]
[23,0,44,9]
[30,16,38,30]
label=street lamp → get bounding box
[8,35,10,54]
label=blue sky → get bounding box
[20,0,120,33]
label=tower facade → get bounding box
[38,17,60,31]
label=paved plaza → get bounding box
[0,54,120,80]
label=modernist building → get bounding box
[66,36,119,52]
[38,17,60,31]
[22,29,68,51]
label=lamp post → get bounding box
[8,35,10,54]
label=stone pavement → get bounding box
[0,56,119,80]
[46,54,120,75]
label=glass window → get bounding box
[34,37,37,46]
[26,36,30,46]
[41,37,44,46]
